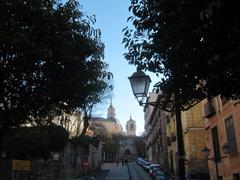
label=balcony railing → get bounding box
[167,136,171,146]
[171,133,176,142]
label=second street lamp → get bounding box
[128,68,186,179]
[202,143,230,180]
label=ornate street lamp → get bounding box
[128,68,185,179]
[128,69,174,111]
[128,68,151,105]
[222,143,231,155]
[202,143,230,179]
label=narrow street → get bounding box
[128,162,152,180]
[102,161,152,180]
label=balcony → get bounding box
[171,133,176,142]
[204,100,216,118]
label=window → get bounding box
[225,116,238,156]
[158,110,161,118]
[233,173,240,180]
[221,95,229,106]
[204,98,216,118]
[211,127,221,162]
[159,137,163,153]
[166,115,170,124]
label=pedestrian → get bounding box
[122,159,124,166]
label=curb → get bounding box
[126,163,132,180]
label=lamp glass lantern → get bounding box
[222,143,231,155]
[128,69,151,102]
[1,151,6,158]
[202,146,211,158]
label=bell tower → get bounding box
[126,116,136,136]
[107,98,116,119]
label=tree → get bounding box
[0,0,112,143]
[123,0,240,107]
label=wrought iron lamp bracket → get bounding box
[139,99,175,112]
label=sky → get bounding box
[79,0,158,135]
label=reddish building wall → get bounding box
[203,96,240,180]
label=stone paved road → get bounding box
[128,161,152,180]
[104,164,129,180]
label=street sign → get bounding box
[53,154,60,161]
[82,160,89,166]
[12,160,31,171]
[184,159,189,165]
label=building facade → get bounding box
[203,96,240,180]
[89,101,123,136]
[144,92,209,177]
[166,102,209,177]
[181,102,209,177]
[144,92,158,161]
[88,101,123,162]
[166,110,178,176]
[144,92,170,172]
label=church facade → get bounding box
[88,101,141,162]
[88,101,123,136]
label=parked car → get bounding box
[136,157,144,166]
[136,157,149,168]
[185,172,210,180]
[149,163,161,171]
[143,161,153,172]
[154,170,166,180]
[149,167,159,178]
[149,164,161,177]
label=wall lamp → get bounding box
[202,143,230,179]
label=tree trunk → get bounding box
[174,92,185,179]
[81,116,89,136]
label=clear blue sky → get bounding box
[79,0,158,135]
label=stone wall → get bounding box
[0,142,85,180]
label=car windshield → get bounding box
[156,171,164,176]
[151,164,160,167]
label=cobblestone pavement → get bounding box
[104,163,129,180]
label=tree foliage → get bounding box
[1,125,69,160]
[0,0,112,141]
[123,0,240,107]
